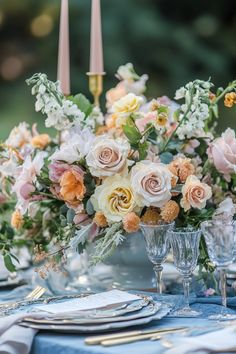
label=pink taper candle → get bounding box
[57,0,70,96]
[90,0,104,74]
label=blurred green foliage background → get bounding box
[0,0,235,140]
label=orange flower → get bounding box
[160,200,180,222]
[123,212,140,233]
[11,210,24,229]
[60,169,86,205]
[169,157,195,183]
[141,207,162,225]
[224,92,236,108]
[31,134,50,149]
[93,211,108,228]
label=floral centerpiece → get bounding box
[0,64,235,277]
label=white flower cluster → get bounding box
[26,74,85,131]
[175,80,213,139]
[116,63,148,95]
[85,106,104,130]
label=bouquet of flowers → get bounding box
[0,64,235,276]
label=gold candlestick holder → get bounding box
[87,72,105,107]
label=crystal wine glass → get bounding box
[167,227,202,317]
[201,220,236,320]
[140,222,174,294]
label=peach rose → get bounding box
[181,175,212,211]
[60,168,86,205]
[207,128,236,181]
[168,157,195,183]
[31,134,50,149]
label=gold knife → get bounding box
[85,327,187,345]
[101,328,187,346]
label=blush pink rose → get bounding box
[135,112,156,132]
[208,128,236,181]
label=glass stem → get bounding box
[154,264,163,295]
[183,275,191,309]
[219,268,227,308]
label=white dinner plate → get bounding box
[20,303,171,333]
[23,301,161,325]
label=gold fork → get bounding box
[0,286,46,311]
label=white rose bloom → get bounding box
[130,161,174,208]
[86,136,131,177]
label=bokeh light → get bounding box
[0,56,23,80]
[30,14,54,37]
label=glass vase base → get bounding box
[208,313,236,321]
[171,307,201,318]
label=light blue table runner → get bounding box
[30,296,236,354]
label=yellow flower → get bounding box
[224,92,236,108]
[31,134,50,149]
[112,93,143,127]
[11,210,24,229]
[91,175,138,223]
[156,112,168,127]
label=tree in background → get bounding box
[0,0,235,138]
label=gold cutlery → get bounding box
[101,328,187,346]
[85,326,187,346]
[0,285,46,311]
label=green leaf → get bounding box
[137,141,148,160]
[4,254,16,272]
[68,94,92,117]
[171,184,183,193]
[123,125,142,145]
[66,209,76,224]
[86,199,94,216]
[211,104,219,119]
[160,152,173,164]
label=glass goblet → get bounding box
[168,227,202,317]
[140,222,174,294]
[201,220,236,320]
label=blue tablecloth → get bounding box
[1,287,236,354]
[29,296,236,354]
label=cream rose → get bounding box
[181,175,212,211]
[112,93,143,127]
[208,128,236,181]
[86,136,131,177]
[130,161,174,207]
[91,175,137,223]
